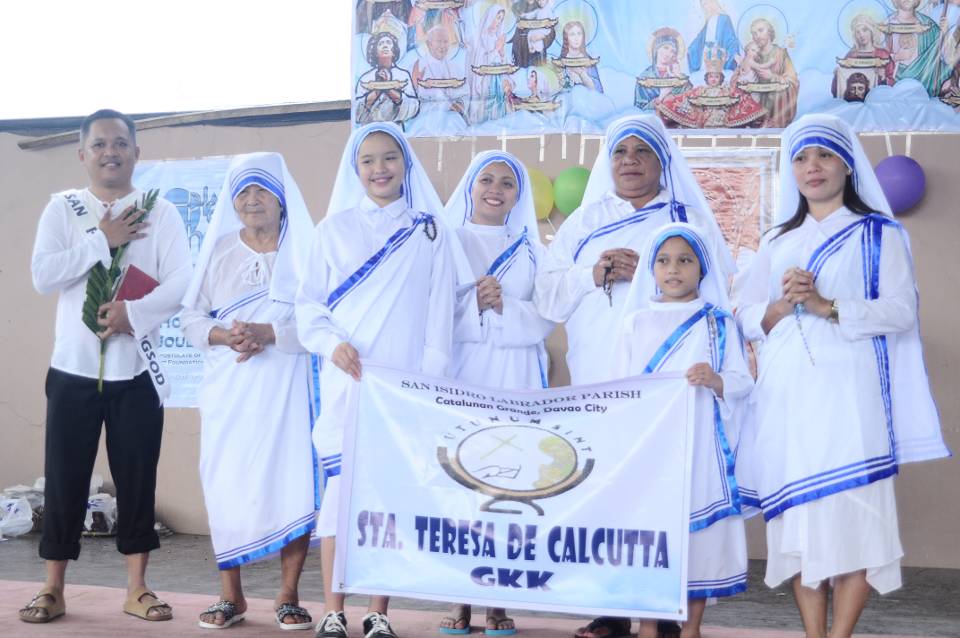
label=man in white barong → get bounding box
[437,150,554,635]
[735,114,950,638]
[180,153,319,630]
[22,109,190,624]
[535,114,733,387]
[296,122,458,638]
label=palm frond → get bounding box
[79,188,161,391]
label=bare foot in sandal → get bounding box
[485,607,517,635]
[124,586,173,621]
[439,603,471,634]
[19,586,65,624]
[198,599,247,628]
[274,590,312,630]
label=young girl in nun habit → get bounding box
[735,114,950,638]
[436,150,554,636]
[615,223,751,638]
[296,122,458,638]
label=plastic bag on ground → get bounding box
[0,498,35,538]
[83,493,117,536]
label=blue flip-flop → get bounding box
[485,615,517,636]
[438,613,470,635]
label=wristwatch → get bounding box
[828,299,840,323]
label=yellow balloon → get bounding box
[527,167,555,220]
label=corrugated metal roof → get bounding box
[4,101,351,150]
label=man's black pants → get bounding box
[39,367,163,560]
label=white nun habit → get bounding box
[443,150,554,390]
[535,114,733,385]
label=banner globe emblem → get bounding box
[438,421,595,515]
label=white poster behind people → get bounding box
[134,157,232,408]
[335,364,695,620]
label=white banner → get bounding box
[134,157,232,408]
[335,364,695,620]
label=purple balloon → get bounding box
[873,155,925,215]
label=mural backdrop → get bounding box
[351,0,960,136]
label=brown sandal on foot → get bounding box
[123,586,173,621]
[19,586,66,624]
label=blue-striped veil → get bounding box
[580,114,735,274]
[442,150,542,249]
[325,121,443,218]
[621,222,733,319]
[777,114,893,225]
[183,152,314,308]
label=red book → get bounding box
[112,264,159,302]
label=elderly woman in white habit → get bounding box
[435,150,554,636]
[535,113,732,387]
[180,152,319,631]
[735,114,950,638]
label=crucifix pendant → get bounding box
[602,266,614,307]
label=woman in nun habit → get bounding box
[437,150,554,636]
[735,114,950,638]
[535,113,732,388]
[534,114,733,638]
[181,152,319,630]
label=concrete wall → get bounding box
[1,121,956,567]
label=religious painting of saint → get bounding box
[506,67,562,114]
[882,0,950,96]
[635,27,692,111]
[354,16,421,129]
[688,0,741,72]
[511,0,558,67]
[940,10,960,109]
[356,0,411,34]
[467,4,518,124]
[554,20,603,92]
[833,13,895,100]
[409,0,466,45]
[735,12,799,128]
[412,23,468,119]
[657,52,766,128]
[843,72,872,100]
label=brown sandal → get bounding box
[123,586,173,621]
[19,586,66,624]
